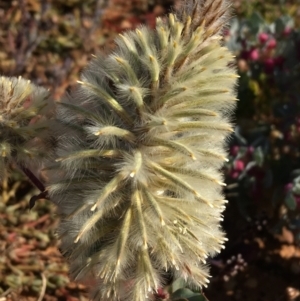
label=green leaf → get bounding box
[169,278,186,293]
[285,192,297,211]
[172,288,195,299]
[275,18,285,35]
[253,147,264,166]
[247,12,264,35]
[171,288,207,301]
[275,16,294,35]
[187,295,207,301]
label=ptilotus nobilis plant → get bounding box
[47,0,238,300]
[0,76,54,181]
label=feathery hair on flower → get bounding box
[48,0,237,300]
[0,76,54,180]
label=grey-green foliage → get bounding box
[0,76,54,180]
[47,0,238,300]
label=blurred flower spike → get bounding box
[0,76,53,180]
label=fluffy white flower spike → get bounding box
[49,0,237,300]
[0,76,53,180]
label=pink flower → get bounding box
[258,32,269,44]
[283,27,292,37]
[267,39,277,49]
[234,160,245,171]
[249,48,259,61]
[264,58,275,73]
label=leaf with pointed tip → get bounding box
[171,288,199,299]
[171,288,207,301]
[169,278,187,294]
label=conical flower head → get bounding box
[0,76,53,179]
[49,0,237,300]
